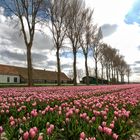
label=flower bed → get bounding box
[0,84,140,140]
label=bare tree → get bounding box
[101,45,121,84]
[117,56,127,83]
[2,0,44,86]
[100,43,130,85]
[108,48,118,84]
[91,27,103,85]
[65,0,85,86]
[101,45,110,83]
[113,54,122,83]
[99,43,108,84]
[47,0,68,86]
[125,65,131,84]
[79,8,96,85]
[77,69,84,83]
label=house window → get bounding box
[7,77,10,83]
[14,77,17,83]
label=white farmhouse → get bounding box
[0,64,20,84]
[0,74,20,83]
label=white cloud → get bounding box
[0,7,55,70]
[0,7,6,23]
[85,0,140,82]
[103,22,140,63]
[86,0,134,25]
[115,30,140,82]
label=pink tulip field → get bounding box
[0,84,140,140]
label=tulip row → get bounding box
[0,84,140,140]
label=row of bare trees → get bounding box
[2,0,131,86]
[99,44,131,85]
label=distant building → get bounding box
[0,64,70,84]
[82,76,108,84]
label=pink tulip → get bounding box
[103,116,107,120]
[29,129,36,139]
[65,118,70,123]
[42,110,46,115]
[82,113,87,118]
[91,117,96,122]
[50,124,54,130]
[23,131,29,140]
[110,123,114,129]
[49,107,53,112]
[125,111,130,118]
[33,127,38,133]
[22,116,27,122]
[9,116,14,122]
[103,127,112,136]
[6,110,9,114]
[47,127,52,135]
[1,109,4,114]
[0,96,2,102]
[58,110,62,115]
[112,133,119,140]
[31,109,38,117]
[10,120,15,126]
[46,122,50,128]
[80,132,86,139]
[86,116,90,121]
[38,135,43,140]
[0,126,3,134]
[98,126,103,132]
[102,121,106,127]
[75,109,79,114]
[89,120,92,124]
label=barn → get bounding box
[0,64,70,84]
[82,76,108,84]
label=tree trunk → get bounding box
[106,66,109,83]
[85,53,89,85]
[56,47,61,86]
[73,48,77,86]
[113,68,116,84]
[116,69,119,84]
[27,45,33,87]
[122,74,124,83]
[120,73,123,83]
[101,64,104,84]
[128,73,130,84]
[108,65,111,84]
[111,66,113,84]
[95,59,98,85]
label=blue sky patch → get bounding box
[125,0,140,24]
[0,0,48,18]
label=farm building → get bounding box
[82,76,108,84]
[0,64,70,84]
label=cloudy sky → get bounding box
[0,0,140,82]
[86,0,140,82]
